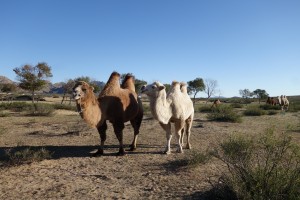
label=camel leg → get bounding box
[160,122,172,154]
[185,114,194,149]
[180,128,185,147]
[175,121,185,153]
[129,115,142,151]
[113,122,126,156]
[93,121,107,156]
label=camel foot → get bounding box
[164,150,171,155]
[185,144,191,150]
[116,149,126,156]
[90,149,103,157]
[128,144,137,151]
[176,148,183,153]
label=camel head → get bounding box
[141,82,165,97]
[72,81,95,103]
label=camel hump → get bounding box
[121,73,136,91]
[172,81,180,86]
[180,82,188,94]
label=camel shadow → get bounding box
[0,143,164,160]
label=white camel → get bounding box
[141,81,194,154]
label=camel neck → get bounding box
[149,91,172,124]
[77,96,101,127]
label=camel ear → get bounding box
[158,85,165,91]
[90,86,94,91]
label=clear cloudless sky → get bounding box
[1,0,299,97]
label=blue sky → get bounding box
[1,0,299,97]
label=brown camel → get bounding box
[73,72,143,156]
[211,99,221,108]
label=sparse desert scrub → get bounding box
[207,105,242,123]
[211,128,300,200]
[244,105,267,116]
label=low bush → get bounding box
[212,129,300,200]
[53,104,76,111]
[244,106,267,116]
[260,104,281,110]
[26,103,55,116]
[207,105,242,123]
[198,105,213,113]
[230,103,243,108]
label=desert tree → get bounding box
[253,89,269,104]
[61,79,75,104]
[239,89,253,104]
[13,62,52,103]
[204,79,218,103]
[187,77,205,104]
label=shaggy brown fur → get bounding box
[73,72,143,156]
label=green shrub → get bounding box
[26,103,55,116]
[212,129,300,200]
[244,106,267,116]
[198,105,213,113]
[230,103,243,108]
[207,105,242,123]
[260,104,281,110]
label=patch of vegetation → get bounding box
[53,104,76,111]
[244,106,267,116]
[0,102,32,112]
[0,111,9,117]
[207,105,242,123]
[26,103,55,116]
[198,105,213,113]
[1,147,52,167]
[288,101,300,112]
[230,103,243,108]
[211,129,300,200]
[163,150,211,172]
[186,150,211,168]
[260,104,281,110]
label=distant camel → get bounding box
[266,97,277,106]
[141,81,194,154]
[211,99,221,108]
[73,72,143,156]
[279,95,289,111]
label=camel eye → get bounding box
[152,85,156,89]
[82,88,87,92]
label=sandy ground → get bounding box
[0,107,299,199]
